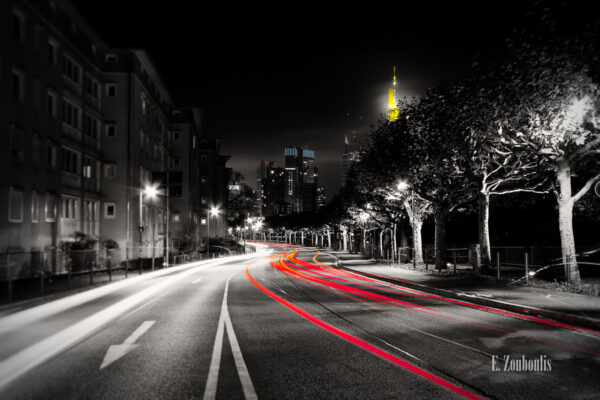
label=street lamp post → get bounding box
[207,206,220,257]
[139,185,158,275]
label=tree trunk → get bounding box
[478,191,491,268]
[556,159,581,285]
[434,209,448,270]
[342,229,348,252]
[379,230,384,260]
[413,220,424,264]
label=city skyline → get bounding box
[67,0,548,197]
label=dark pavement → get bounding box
[0,244,599,399]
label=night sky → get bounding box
[72,1,537,197]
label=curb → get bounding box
[341,265,600,332]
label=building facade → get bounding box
[0,0,228,274]
[341,135,362,187]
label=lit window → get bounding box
[172,211,181,223]
[201,217,206,225]
[104,202,116,219]
[45,193,57,222]
[140,92,147,115]
[201,176,207,184]
[201,196,207,205]
[31,190,39,223]
[8,187,23,223]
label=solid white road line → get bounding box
[203,273,257,400]
[0,253,267,391]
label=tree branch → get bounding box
[573,172,600,203]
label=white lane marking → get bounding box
[203,274,257,400]
[100,321,155,370]
[0,253,268,391]
[192,277,203,284]
[0,252,268,336]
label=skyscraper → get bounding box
[341,135,362,187]
[284,147,318,213]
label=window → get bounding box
[12,68,25,101]
[12,9,25,41]
[106,124,117,138]
[139,129,145,149]
[104,202,116,219]
[83,157,98,179]
[200,155,207,164]
[61,196,79,219]
[8,187,23,223]
[10,125,24,162]
[62,55,81,84]
[172,157,180,169]
[32,134,40,165]
[62,99,81,129]
[201,176,207,184]
[31,191,39,223]
[83,113,100,139]
[172,211,181,223]
[200,217,206,225]
[33,79,41,111]
[104,163,116,179]
[106,83,117,97]
[48,39,57,65]
[201,196,207,205]
[47,90,57,117]
[61,147,80,174]
[45,194,57,222]
[105,54,118,63]
[140,92,147,115]
[84,74,99,99]
[172,131,181,141]
[47,142,58,169]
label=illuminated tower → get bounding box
[388,66,399,121]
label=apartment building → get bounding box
[0,0,228,274]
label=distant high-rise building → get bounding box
[341,135,362,187]
[256,160,286,217]
[284,147,318,213]
[316,187,327,209]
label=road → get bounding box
[0,243,598,399]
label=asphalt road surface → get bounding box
[0,243,598,399]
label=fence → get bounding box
[397,247,472,273]
[0,245,254,303]
[489,246,600,284]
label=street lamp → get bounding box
[139,185,158,275]
[207,206,220,256]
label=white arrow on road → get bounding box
[100,320,155,370]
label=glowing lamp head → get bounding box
[143,185,158,199]
[397,181,409,191]
[210,206,220,216]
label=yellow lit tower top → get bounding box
[388,66,399,121]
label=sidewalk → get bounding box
[323,251,600,331]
